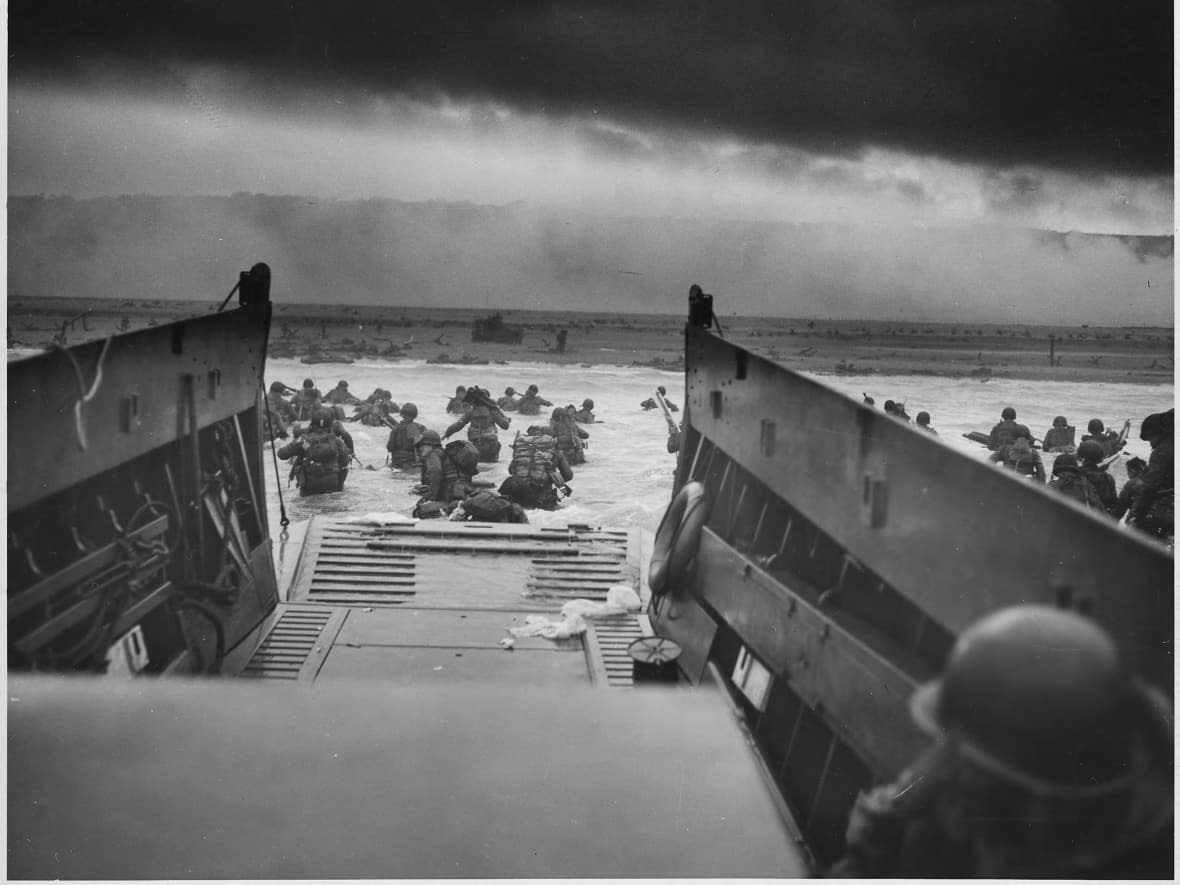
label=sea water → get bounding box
[265,356,1173,544]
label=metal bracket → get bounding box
[119,388,142,432]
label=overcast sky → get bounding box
[10,1,1172,231]
[6,1,1174,321]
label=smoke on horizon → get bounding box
[8,195,1173,327]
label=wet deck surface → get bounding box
[233,517,650,686]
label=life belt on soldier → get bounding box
[649,481,710,597]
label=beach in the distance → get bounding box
[8,295,1174,385]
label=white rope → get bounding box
[55,337,112,451]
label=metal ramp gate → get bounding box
[240,518,653,687]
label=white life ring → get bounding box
[649,481,709,597]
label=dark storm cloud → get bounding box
[10,0,1171,175]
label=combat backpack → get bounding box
[510,433,558,481]
[387,420,415,454]
[461,490,524,523]
[444,439,480,475]
[302,430,340,477]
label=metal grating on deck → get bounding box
[308,527,417,605]
[240,606,346,680]
[585,614,652,688]
[288,519,638,611]
[526,555,627,603]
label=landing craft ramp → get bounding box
[224,517,656,687]
[12,516,814,879]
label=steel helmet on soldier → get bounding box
[527,384,539,393]
[1053,415,1069,427]
[269,381,287,393]
[1087,418,1105,433]
[504,387,515,396]
[416,429,441,448]
[916,411,930,426]
[909,605,1138,797]
[1052,453,1079,475]
[400,402,418,420]
[582,398,594,409]
[303,378,315,389]
[1001,407,1016,420]
[1139,411,1171,440]
[310,409,334,429]
[551,407,567,422]
[1077,440,1105,464]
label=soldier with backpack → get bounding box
[385,403,427,470]
[1081,418,1126,459]
[572,398,596,424]
[454,489,529,524]
[1076,440,1119,517]
[990,436,1045,482]
[444,388,511,462]
[499,430,574,511]
[350,388,398,425]
[446,386,472,415]
[546,406,589,465]
[988,406,1032,452]
[515,384,552,416]
[413,431,481,512]
[1042,416,1076,453]
[276,409,351,496]
[290,378,324,422]
[264,381,296,441]
[1047,454,1101,509]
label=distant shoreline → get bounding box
[8,296,1174,385]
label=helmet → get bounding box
[1076,440,1104,464]
[1088,418,1105,434]
[1126,456,1147,476]
[1001,407,1016,420]
[1052,453,1079,475]
[338,380,349,388]
[582,398,594,409]
[1139,411,1171,440]
[310,409,334,430]
[916,411,930,426]
[269,381,287,393]
[400,402,418,420]
[657,386,667,395]
[909,605,1136,796]
[551,407,568,422]
[505,387,515,395]
[416,429,442,448]
[1053,415,1068,427]
[303,378,315,389]
[884,400,896,412]
[455,385,466,394]
[527,384,539,393]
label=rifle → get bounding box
[463,386,505,416]
[654,389,682,453]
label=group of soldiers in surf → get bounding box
[264,376,605,521]
[981,405,1173,540]
[396,382,600,523]
[863,389,1172,541]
